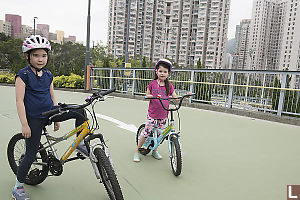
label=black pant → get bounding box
[17,109,86,183]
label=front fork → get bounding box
[89,143,103,181]
[88,134,114,182]
[168,133,181,158]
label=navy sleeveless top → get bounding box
[16,66,54,119]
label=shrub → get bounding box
[53,73,84,89]
[0,73,15,84]
[0,72,84,89]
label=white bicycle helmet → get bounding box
[155,58,172,71]
[22,35,51,53]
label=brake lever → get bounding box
[85,95,93,102]
[58,102,68,108]
[99,97,105,101]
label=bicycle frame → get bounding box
[41,120,92,163]
[143,116,178,155]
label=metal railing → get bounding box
[90,67,300,117]
[0,69,10,74]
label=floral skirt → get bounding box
[142,114,167,138]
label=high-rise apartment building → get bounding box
[108,0,230,68]
[247,0,286,70]
[56,30,64,43]
[37,24,50,39]
[279,0,300,71]
[5,14,21,38]
[14,25,32,39]
[64,36,76,43]
[232,19,251,69]
[0,20,12,37]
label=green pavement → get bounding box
[1,85,300,200]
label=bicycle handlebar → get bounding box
[42,88,116,116]
[145,93,194,111]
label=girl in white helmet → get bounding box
[12,35,86,200]
[133,58,178,162]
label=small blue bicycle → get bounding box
[136,94,193,176]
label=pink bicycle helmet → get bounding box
[155,58,172,71]
[22,35,51,53]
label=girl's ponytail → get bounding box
[165,78,170,96]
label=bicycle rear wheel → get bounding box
[94,148,124,200]
[7,133,49,185]
[170,136,182,176]
[136,124,151,155]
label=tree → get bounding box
[194,58,211,103]
[47,41,85,76]
[0,33,11,42]
[142,56,147,68]
[196,58,202,69]
[0,38,27,73]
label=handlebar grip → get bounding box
[100,88,116,96]
[42,108,59,116]
[145,96,156,99]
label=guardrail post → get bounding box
[86,65,91,91]
[90,66,94,90]
[189,70,195,103]
[132,69,136,95]
[244,74,250,110]
[227,72,235,108]
[109,69,113,90]
[277,74,287,116]
[297,76,300,111]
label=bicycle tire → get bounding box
[170,136,182,176]
[94,148,124,200]
[7,133,49,185]
[136,124,145,145]
[136,124,151,155]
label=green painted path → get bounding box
[1,85,300,200]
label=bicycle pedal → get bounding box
[138,148,150,155]
[28,168,40,178]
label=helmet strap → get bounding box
[30,64,42,72]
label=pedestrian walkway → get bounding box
[1,85,300,200]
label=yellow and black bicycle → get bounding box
[7,88,124,200]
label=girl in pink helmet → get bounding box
[133,58,178,162]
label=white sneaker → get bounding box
[133,152,141,162]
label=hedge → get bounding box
[0,73,15,84]
[53,73,84,89]
[0,73,84,89]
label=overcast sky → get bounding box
[1,0,253,45]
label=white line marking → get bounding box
[94,113,138,133]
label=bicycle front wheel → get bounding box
[170,136,182,176]
[94,148,124,200]
[7,133,49,185]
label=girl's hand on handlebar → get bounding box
[146,94,153,98]
[54,122,60,132]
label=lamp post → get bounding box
[125,0,131,64]
[84,0,91,91]
[33,17,38,35]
